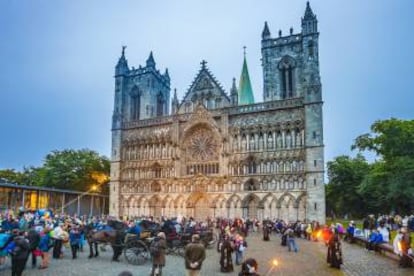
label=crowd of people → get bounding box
[0,207,413,275]
[342,214,414,268]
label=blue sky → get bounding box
[0,0,413,171]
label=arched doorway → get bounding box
[194,197,210,221]
[242,194,260,219]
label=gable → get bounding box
[178,62,230,113]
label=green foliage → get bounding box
[0,149,110,193]
[328,119,414,216]
[352,118,414,160]
[326,154,369,217]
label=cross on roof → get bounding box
[243,46,246,57]
[200,60,207,68]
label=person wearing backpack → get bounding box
[10,230,30,276]
[150,232,167,276]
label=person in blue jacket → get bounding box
[127,221,142,236]
[38,227,52,269]
[366,229,384,251]
[69,224,81,259]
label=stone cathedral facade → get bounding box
[110,2,325,223]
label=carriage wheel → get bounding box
[176,246,185,257]
[205,232,217,248]
[124,240,150,265]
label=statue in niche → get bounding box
[267,134,273,149]
[286,132,292,148]
[241,136,247,151]
[296,132,302,147]
[292,161,297,171]
[155,146,160,158]
[258,134,264,150]
[233,137,238,151]
[249,135,255,150]
[277,133,282,148]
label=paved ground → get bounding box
[0,232,412,276]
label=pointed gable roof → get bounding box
[180,60,230,108]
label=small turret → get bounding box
[262,21,271,40]
[171,88,179,114]
[164,68,170,81]
[230,77,238,106]
[302,1,318,35]
[146,51,156,68]
[115,46,129,76]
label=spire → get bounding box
[230,77,238,106]
[173,88,178,102]
[164,68,170,80]
[262,21,271,40]
[172,88,179,114]
[238,47,254,105]
[115,45,129,76]
[304,1,316,20]
[302,2,318,34]
[146,51,156,68]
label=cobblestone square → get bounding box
[1,232,412,276]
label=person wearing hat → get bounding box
[150,232,167,276]
[184,234,206,276]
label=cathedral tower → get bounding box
[261,2,324,222]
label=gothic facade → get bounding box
[110,2,325,223]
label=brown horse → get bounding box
[84,220,127,261]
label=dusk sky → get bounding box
[1,0,413,172]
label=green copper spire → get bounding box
[238,47,254,105]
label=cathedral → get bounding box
[109,2,325,223]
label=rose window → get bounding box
[189,131,218,161]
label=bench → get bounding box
[353,236,400,261]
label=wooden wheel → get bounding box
[124,239,150,265]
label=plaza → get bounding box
[0,231,411,276]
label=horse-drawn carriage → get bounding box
[86,219,159,265]
[86,219,216,265]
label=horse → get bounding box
[84,220,128,261]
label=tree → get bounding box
[326,154,370,218]
[0,169,25,183]
[1,149,110,193]
[353,118,414,214]
[41,149,110,192]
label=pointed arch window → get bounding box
[308,40,314,58]
[278,56,296,99]
[157,92,164,116]
[130,86,141,120]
